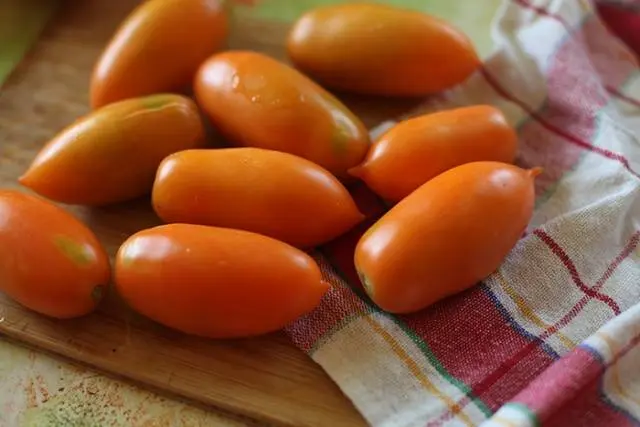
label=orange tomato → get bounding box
[287,3,480,97]
[349,105,518,202]
[193,51,370,178]
[20,94,205,206]
[354,162,541,314]
[90,0,228,109]
[115,224,329,338]
[0,190,110,318]
[152,148,364,248]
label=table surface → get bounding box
[0,1,499,426]
[0,339,264,427]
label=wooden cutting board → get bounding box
[0,1,423,426]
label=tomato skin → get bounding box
[90,0,228,109]
[19,94,205,206]
[152,148,364,248]
[287,3,480,97]
[0,191,110,318]
[193,51,370,178]
[350,105,518,202]
[354,162,541,314]
[115,224,329,339]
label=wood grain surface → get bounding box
[0,0,417,426]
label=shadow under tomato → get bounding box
[317,180,392,297]
[334,92,426,130]
[77,196,163,247]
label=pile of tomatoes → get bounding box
[0,0,541,339]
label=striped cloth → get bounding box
[284,0,640,426]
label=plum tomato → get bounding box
[20,94,205,206]
[287,3,480,96]
[152,148,364,248]
[0,190,110,318]
[355,162,541,314]
[349,105,518,202]
[193,51,370,178]
[90,0,228,108]
[115,224,329,338]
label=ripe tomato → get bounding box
[0,190,110,318]
[90,0,228,109]
[20,94,205,206]
[115,224,329,338]
[287,3,480,97]
[193,51,370,178]
[355,162,541,314]
[350,105,518,202]
[152,148,364,248]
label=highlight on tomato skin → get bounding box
[90,0,229,109]
[114,223,330,339]
[349,105,519,203]
[0,190,111,319]
[152,148,365,248]
[193,50,371,179]
[287,3,480,97]
[19,94,206,206]
[354,162,542,314]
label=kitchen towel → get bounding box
[285,0,640,426]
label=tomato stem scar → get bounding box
[140,94,173,110]
[54,236,95,266]
[528,167,544,178]
[347,165,364,178]
[91,285,106,303]
[357,269,374,298]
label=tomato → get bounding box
[20,94,205,206]
[0,190,110,318]
[193,51,370,178]
[152,148,364,248]
[354,162,541,314]
[115,224,329,338]
[287,3,480,97]
[90,0,228,109]
[349,105,518,202]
